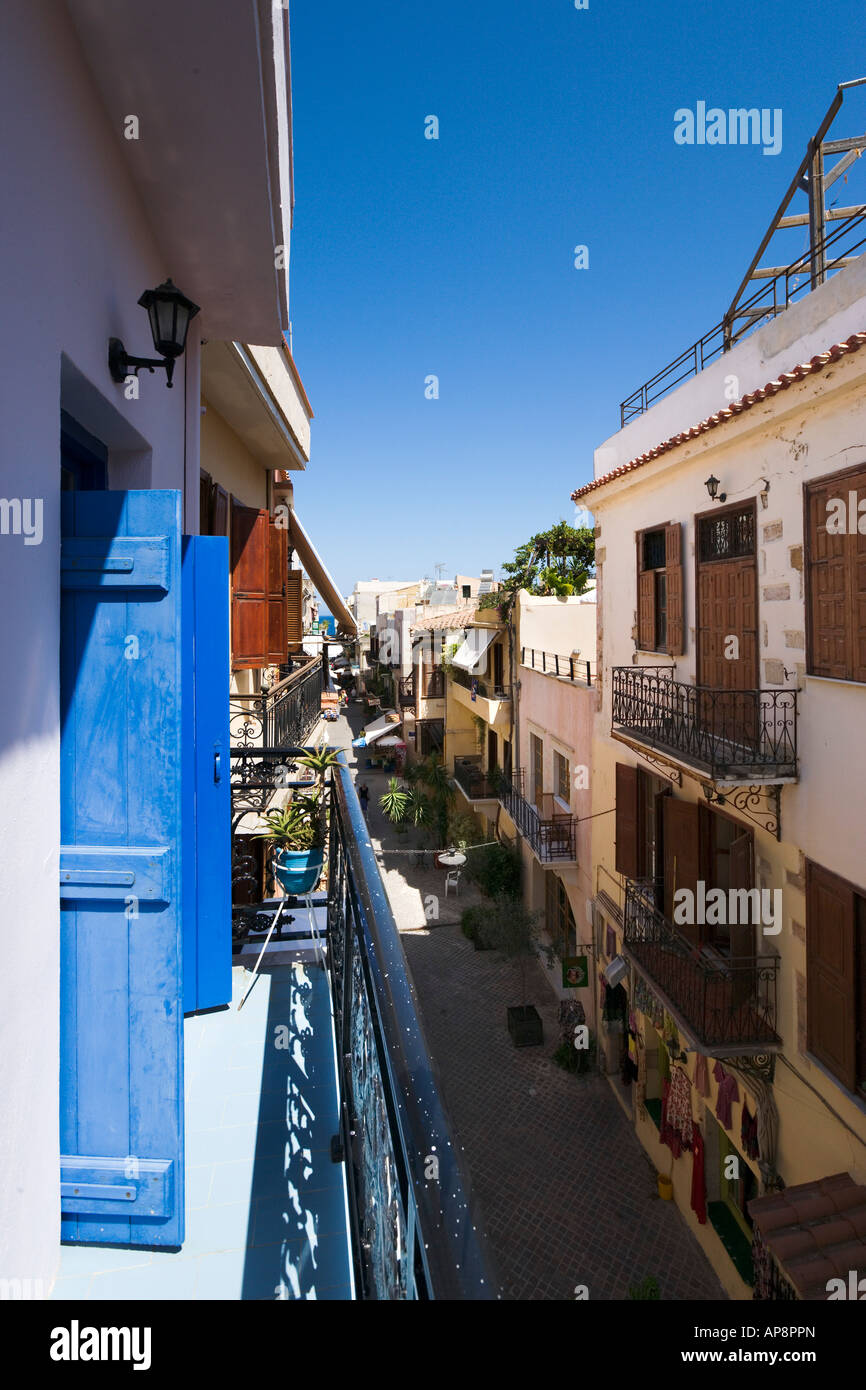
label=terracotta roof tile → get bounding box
[750,1173,866,1299]
[572,332,866,501]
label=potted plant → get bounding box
[256,742,340,896]
[481,898,548,1046]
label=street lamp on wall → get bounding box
[109,279,200,389]
[704,474,727,504]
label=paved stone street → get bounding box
[331,706,726,1301]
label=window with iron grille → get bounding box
[698,507,755,562]
[643,528,666,571]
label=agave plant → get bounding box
[295,741,342,789]
[255,796,324,851]
[379,776,411,824]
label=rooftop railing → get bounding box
[520,648,595,685]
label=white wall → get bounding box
[0,2,200,1290]
[517,592,597,662]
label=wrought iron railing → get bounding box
[328,761,495,1299]
[229,657,323,751]
[499,769,576,862]
[450,666,511,701]
[611,666,798,780]
[521,648,595,685]
[453,756,502,802]
[624,878,780,1051]
[619,210,866,425]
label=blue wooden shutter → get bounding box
[182,535,232,1014]
[60,491,185,1247]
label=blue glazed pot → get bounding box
[273,847,325,897]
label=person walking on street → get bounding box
[358,782,370,816]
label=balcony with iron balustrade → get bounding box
[623,878,781,1055]
[611,666,798,784]
[452,755,504,806]
[498,769,577,864]
[448,666,512,730]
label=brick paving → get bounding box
[334,705,727,1301]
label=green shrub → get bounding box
[628,1276,660,1300]
[466,841,522,900]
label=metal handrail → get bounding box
[520,648,595,685]
[329,761,495,1300]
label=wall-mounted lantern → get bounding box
[109,279,200,389]
[704,475,727,504]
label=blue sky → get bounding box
[288,0,866,597]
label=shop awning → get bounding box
[451,627,497,672]
[353,710,403,747]
[288,509,357,637]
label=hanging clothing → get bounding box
[713,1060,740,1129]
[690,1126,707,1224]
[660,1067,694,1156]
[605,925,617,959]
[694,1052,711,1099]
[741,1099,760,1160]
[622,1028,638,1084]
[633,974,664,1030]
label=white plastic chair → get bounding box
[444,869,461,897]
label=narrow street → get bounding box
[329,705,725,1301]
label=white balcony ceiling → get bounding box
[65,0,292,344]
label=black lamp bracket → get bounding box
[109,337,176,388]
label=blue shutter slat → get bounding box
[60,490,185,1247]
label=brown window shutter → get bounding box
[286,569,304,650]
[614,762,639,878]
[212,484,228,538]
[230,501,269,669]
[729,831,755,1005]
[200,471,214,535]
[807,480,849,679]
[636,533,655,650]
[662,797,700,943]
[665,522,685,655]
[806,860,857,1090]
[267,520,287,664]
[853,496,866,683]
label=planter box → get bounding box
[507,1005,544,1048]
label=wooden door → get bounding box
[696,504,758,749]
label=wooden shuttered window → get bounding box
[199,473,228,537]
[665,522,684,655]
[636,523,684,655]
[663,797,700,944]
[806,860,859,1093]
[286,569,304,650]
[614,762,639,878]
[267,520,287,664]
[200,471,214,534]
[806,467,866,683]
[230,500,288,669]
[729,832,755,1005]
